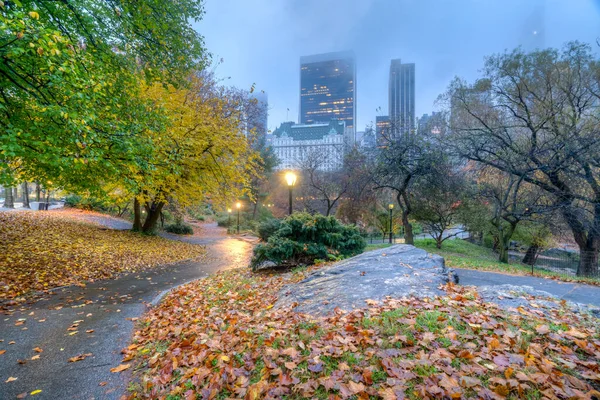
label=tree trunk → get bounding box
[22,182,30,208]
[252,201,259,220]
[403,211,414,245]
[3,186,14,208]
[13,187,18,203]
[522,244,540,266]
[133,198,142,231]
[436,234,443,249]
[35,183,41,202]
[142,201,165,234]
[497,223,516,264]
[578,249,599,277]
[561,206,600,277]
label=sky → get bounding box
[194,0,600,133]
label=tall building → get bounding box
[299,51,356,137]
[247,92,268,141]
[389,59,415,136]
[271,120,346,172]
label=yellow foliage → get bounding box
[135,75,259,210]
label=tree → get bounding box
[372,127,445,245]
[412,169,467,249]
[335,148,375,225]
[129,74,258,233]
[21,182,29,208]
[1,0,207,190]
[298,145,349,217]
[477,169,552,263]
[446,42,600,276]
[2,186,14,208]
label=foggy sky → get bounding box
[195,0,600,133]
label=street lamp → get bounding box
[388,204,394,244]
[236,202,242,234]
[285,172,297,215]
[227,208,232,226]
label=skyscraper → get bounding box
[299,51,356,134]
[248,92,268,141]
[389,59,415,136]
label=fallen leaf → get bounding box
[110,363,131,373]
[6,376,18,383]
[68,353,93,363]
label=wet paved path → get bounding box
[456,268,600,307]
[0,219,255,400]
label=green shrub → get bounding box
[64,194,107,211]
[257,218,281,241]
[64,194,82,207]
[251,212,366,270]
[164,222,194,235]
[216,214,232,227]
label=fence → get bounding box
[511,249,600,278]
[362,229,470,245]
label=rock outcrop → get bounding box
[275,245,457,316]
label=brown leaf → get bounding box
[6,376,18,383]
[110,363,131,373]
[68,353,92,362]
[33,347,43,353]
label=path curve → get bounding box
[0,219,254,400]
[456,268,600,308]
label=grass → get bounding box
[413,238,600,286]
[364,242,393,252]
[123,266,600,399]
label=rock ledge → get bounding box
[275,245,456,316]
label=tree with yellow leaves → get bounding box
[129,73,259,233]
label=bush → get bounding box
[257,218,281,241]
[216,214,232,227]
[64,194,108,211]
[251,212,366,270]
[64,194,82,208]
[164,222,194,235]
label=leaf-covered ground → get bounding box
[123,267,600,399]
[0,211,206,300]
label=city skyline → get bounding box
[197,0,600,132]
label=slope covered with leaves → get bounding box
[123,267,600,399]
[0,212,205,300]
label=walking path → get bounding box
[0,219,254,400]
[456,268,600,308]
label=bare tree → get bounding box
[372,124,445,244]
[412,169,467,249]
[298,144,349,217]
[446,42,600,276]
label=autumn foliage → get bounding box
[123,267,600,399]
[0,212,205,300]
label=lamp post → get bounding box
[285,172,297,215]
[227,208,232,226]
[388,204,394,244]
[236,202,241,234]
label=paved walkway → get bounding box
[456,268,600,307]
[0,219,254,400]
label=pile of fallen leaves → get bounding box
[123,267,600,399]
[0,211,206,300]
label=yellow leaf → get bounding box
[29,11,40,20]
[110,363,131,373]
[31,389,42,395]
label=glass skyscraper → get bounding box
[389,59,415,136]
[299,51,356,132]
